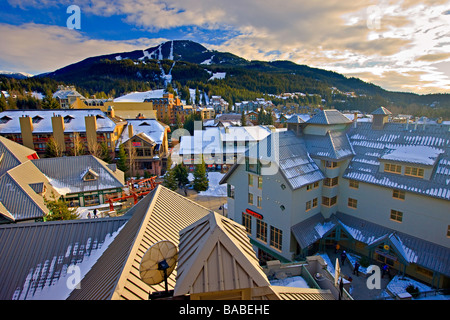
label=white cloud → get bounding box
[0,23,167,74]
[3,0,450,93]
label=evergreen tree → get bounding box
[174,164,189,188]
[116,144,128,173]
[162,165,178,191]
[195,87,200,105]
[241,110,247,126]
[41,90,59,109]
[0,93,7,111]
[44,195,80,221]
[100,142,112,163]
[193,156,209,192]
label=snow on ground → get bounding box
[209,72,226,81]
[74,203,120,219]
[386,275,433,297]
[270,276,310,288]
[188,171,227,197]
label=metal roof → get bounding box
[344,122,450,200]
[0,109,116,134]
[31,155,125,196]
[0,136,37,176]
[68,185,212,300]
[0,216,129,300]
[0,161,59,222]
[291,211,450,276]
[307,110,353,125]
[174,211,270,296]
[371,106,392,115]
[305,131,355,161]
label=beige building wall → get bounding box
[19,116,34,150]
[104,101,156,119]
[51,115,66,153]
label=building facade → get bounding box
[221,108,450,289]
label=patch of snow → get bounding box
[208,72,226,81]
[270,276,310,288]
[188,172,226,197]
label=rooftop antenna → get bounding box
[139,240,178,300]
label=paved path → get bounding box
[325,249,392,300]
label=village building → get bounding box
[220,107,450,289]
[0,109,126,157]
[52,85,86,109]
[0,185,334,301]
[116,118,170,177]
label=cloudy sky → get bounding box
[1,0,450,94]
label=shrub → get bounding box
[359,256,370,268]
[405,284,420,298]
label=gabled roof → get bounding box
[0,216,129,300]
[0,136,37,176]
[371,106,392,115]
[117,119,167,148]
[0,161,59,222]
[245,130,324,190]
[174,212,270,296]
[31,155,125,196]
[307,110,352,125]
[0,109,116,134]
[344,122,450,200]
[68,185,212,300]
[305,131,355,161]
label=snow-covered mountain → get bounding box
[0,71,33,79]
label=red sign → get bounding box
[245,209,263,220]
[132,142,142,147]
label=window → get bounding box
[248,193,254,205]
[314,181,319,188]
[312,198,318,208]
[322,196,337,207]
[227,184,235,199]
[257,196,262,208]
[307,184,312,191]
[306,181,319,191]
[248,174,253,187]
[349,180,359,189]
[305,200,312,211]
[348,198,358,209]
[256,220,267,243]
[324,177,339,187]
[270,226,283,251]
[392,189,405,200]
[405,166,424,178]
[324,160,338,168]
[258,176,263,189]
[384,163,401,174]
[242,213,252,234]
[390,209,403,223]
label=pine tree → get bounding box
[162,165,178,191]
[116,144,128,173]
[44,195,80,221]
[193,156,209,192]
[241,110,247,126]
[174,164,189,188]
[100,142,112,163]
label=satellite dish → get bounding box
[139,240,178,295]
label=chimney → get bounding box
[128,123,134,138]
[85,115,98,150]
[19,115,34,150]
[51,114,66,153]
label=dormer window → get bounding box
[0,116,12,124]
[405,166,424,178]
[64,115,74,123]
[32,115,43,124]
[82,168,99,181]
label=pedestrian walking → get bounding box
[340,251,347,266]
[382,264,390,279]
[353,261,360,276]
[93,208,98,218]
[87,212,91,219]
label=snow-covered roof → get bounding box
[344,121,450,200]
[0,109,116,134]
[31,155,125,196]
[307,110,353,125]
[113,89,166,102]
[116,118,167,148]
